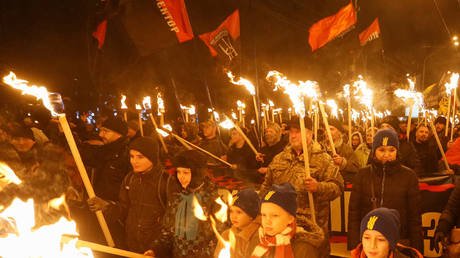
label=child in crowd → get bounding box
[351,207,423,258]
[146,150,219,258]
[250,182,324,258]
[214,188,261,258]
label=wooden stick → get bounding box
[123,111,128,123]
[407,106,413,142]
[299,115,317,224]
[170,133,233,167]
[370,108,375,140]
[57,115,115,247]
[429,121,451,171]
[232,122,259,156]
[252,96,260,134]
[348,96,352,147]
[159,113,165,127]
[451,87,457,141]
[319,102,337,155]
[149,114,168,154]
[446,93,452,137]
[138,112,144,136]
[61,236,147,257]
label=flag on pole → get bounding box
[359,18,380,46]
[92,20,107,49]
[308,2,357,51]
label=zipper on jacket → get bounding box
[380,165,386,207]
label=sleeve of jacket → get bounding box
[438,181,460,234]
[347,170,363,250]
[401,143,423,176]
[342,149,361,174]
[259,159,276,198]
[407,171,423,252]
[104,173,131,222]
[316,155,344,202]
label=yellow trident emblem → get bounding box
[367,216,379,230]
[264,191,276,201]
[382,137,389,146]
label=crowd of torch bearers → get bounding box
[1,68,459,257]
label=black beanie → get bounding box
[173,150,207,170]
[286,116,313,131]
[360,208,401,250]
[262,182,297,216]
[10,126,35,141]
[102,117,128,136]
[435,116,447,125]
[129,137,159,163]
[379,116,400,132]
[232,188,260,219]
[372,129,399,152]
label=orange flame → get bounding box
[445,72,459,95]
[157,93,165,115]
[120,95,128,109]
[142,96,151,110]
[135,104,142,110]
[219,118,235,129]
[326,99,339,119]
[227,71,256,95]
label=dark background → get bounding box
[0,0,459,119]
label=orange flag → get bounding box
[92,20,107,49]
[359,18,381,46]
[199,10,240,57]
[308,2,357,51]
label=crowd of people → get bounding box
[1,108,460,258]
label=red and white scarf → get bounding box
[250,223,296,258]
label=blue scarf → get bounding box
[174,193,201,241]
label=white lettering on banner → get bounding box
[156,1,180,32]
[422,212,442,257]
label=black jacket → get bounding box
[436,180,460,235]
[348,160,422,251]
[105,166,177,253]
[82,137,130,201]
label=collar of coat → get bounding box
[231,216,261,241]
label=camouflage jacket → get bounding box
[260,142,344,234]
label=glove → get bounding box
[434,231,448,253]
[87,196,109,212]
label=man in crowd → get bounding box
[260,116,344,257]
[199,120,227,165]
[412,124,439,175]
[257,122,287,175]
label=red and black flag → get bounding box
[118,0,194,56]
[308,1,357,51]
[358,18,380,46]
[92,20,107,49]
[199,10,240,62]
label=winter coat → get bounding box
[199,137,228,164]
[412,139,439,175]
[347,160,422,251]
[214,217,261,258]
[81,137,130,201]
[333,139,361,182]
[246,226,324,258]
[152,178,220,258]
[259,138,288,167]
[436,180,460,235]
[351,243,423,258]
[260,142,344,253]
[104,166,176,253]
[227,143,261,184]
[354,143,370,169]
[398,141,423,176]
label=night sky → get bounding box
[0,0,459,118]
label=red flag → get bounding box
[359,18,381,46]
[199,10,240,58]
[92,20,107,49]
[308,2,357,51]
[157,0,194,43]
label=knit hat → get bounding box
[372,129,399,152]
[435,116,448,125]
[173,150,207,189]
[129,137,159,163]
[10,126,35,141]
[329,118,344,133]
[379,116,400,131]
[360,208,401,250]
[262,182,297,216]
[232,188,260,219]
[286,116,313,131]
[102,117,128,136]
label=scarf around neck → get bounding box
[250,222,296,258]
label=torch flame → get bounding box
[394,78,424,109]
[219,118,235,129]
[231,112,237,120]
[135,104,142,110]
[268,100,274,107]
[163,124,173,132]
[142,96,151,110]
[3,72,60,116]
[156,128,169,137]
[157,92,165,115]
[213,111,220,121]
[326,99,339,119]
[120,95,128,109]
[0,162,22,186]
[193,195,208,221]
[445,72,459,95]
[227,71,255,95]
[189,105,196,116]
[214,197,228,223]
[343,84,351,98]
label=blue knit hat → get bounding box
[262,182,297,216]
[360,208,401,250]
[372,129,399,152]
[232,188,260,219]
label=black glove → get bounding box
[434,231,448,253]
